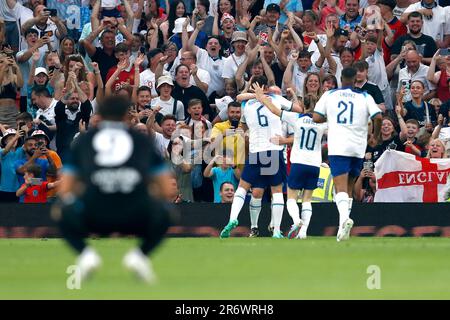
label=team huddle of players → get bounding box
[220,67,382,242]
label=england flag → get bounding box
[374,150,450,203]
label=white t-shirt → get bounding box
[314,88,381,158]
[139,69,170,96]
[14,2,33,51]
[241,98,284,154]
[196,48,225,96]
[189,67,211,93]
[404,2,446,41]
[151,97,185,121]
[281,112,327,167]
[35,99,58,125]
[397,64,436,102]
[308,35,342,78]
[222,53,247,80]
[154,131,171,158]
[0,0,19,21]
[101,0,119,7]
[366,48,392,110]
[31,21,60,52]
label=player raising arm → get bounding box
[254,84,327,239]
[220,75,288,239]
[312,67,382,242]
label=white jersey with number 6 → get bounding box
[241,94,292,153]
[314,88,381,158]
[281,112,327,167]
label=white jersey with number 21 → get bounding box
[314,88,381,158]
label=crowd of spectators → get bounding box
[0,0,449,205]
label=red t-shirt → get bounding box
[105,65,142,92]
[382,17,407,65]
[22,182,49,203]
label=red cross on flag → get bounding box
[374,150,450,202]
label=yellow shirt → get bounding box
[211,121,246,166]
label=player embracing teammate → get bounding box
[220,67,382,242]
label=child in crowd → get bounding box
[15,164,60,203]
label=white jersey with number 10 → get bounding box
[314,88,381,158]
[241,94,292,154]
[281,112,327,167]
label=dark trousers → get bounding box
[57,196,171,255]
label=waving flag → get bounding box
[374,150,450,202]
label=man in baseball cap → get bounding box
[30,129,62,199]
[266,3,281,14]
[31,129,51,147]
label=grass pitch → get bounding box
[1,237,449,299]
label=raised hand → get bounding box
[117,17,125,26]
[134,53,145,67]
[437,114,444,126]
[182,16,191,29]
[325,22,335,38]
[289,50,299,61]
[196,20,205,30]
[240,12,251,29]
[252,82,265,101]
[91,62,100,73]
[32,50,41,63]
[158,55,169,65]
[117,59,128,71]
[190,64,198,76]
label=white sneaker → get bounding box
[297,227,307,239]
[76,247,102,280]
[123,248,157,284]
[337,218,354,242]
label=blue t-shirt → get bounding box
[14,158,49,186]
[169,31,208,50]
[0,148,25,192]
[210,166,238,203]
[263,0,303,24]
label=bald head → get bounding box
[405,50,421,73]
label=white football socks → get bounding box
[301,202,312,229]
[229,187,247,222]
[271,193,285,233]
[286,199,301,226]
[249,197,262,228]
[335,192,350,227]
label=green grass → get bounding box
[0,237,449,299]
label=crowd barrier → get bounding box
[0,203,449,238]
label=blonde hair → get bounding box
[426,139,448,159]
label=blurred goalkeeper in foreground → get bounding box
[52,96,173,284]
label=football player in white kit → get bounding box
[313,67,382,241]
[220,76,291,239]
[254,84,327,239]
